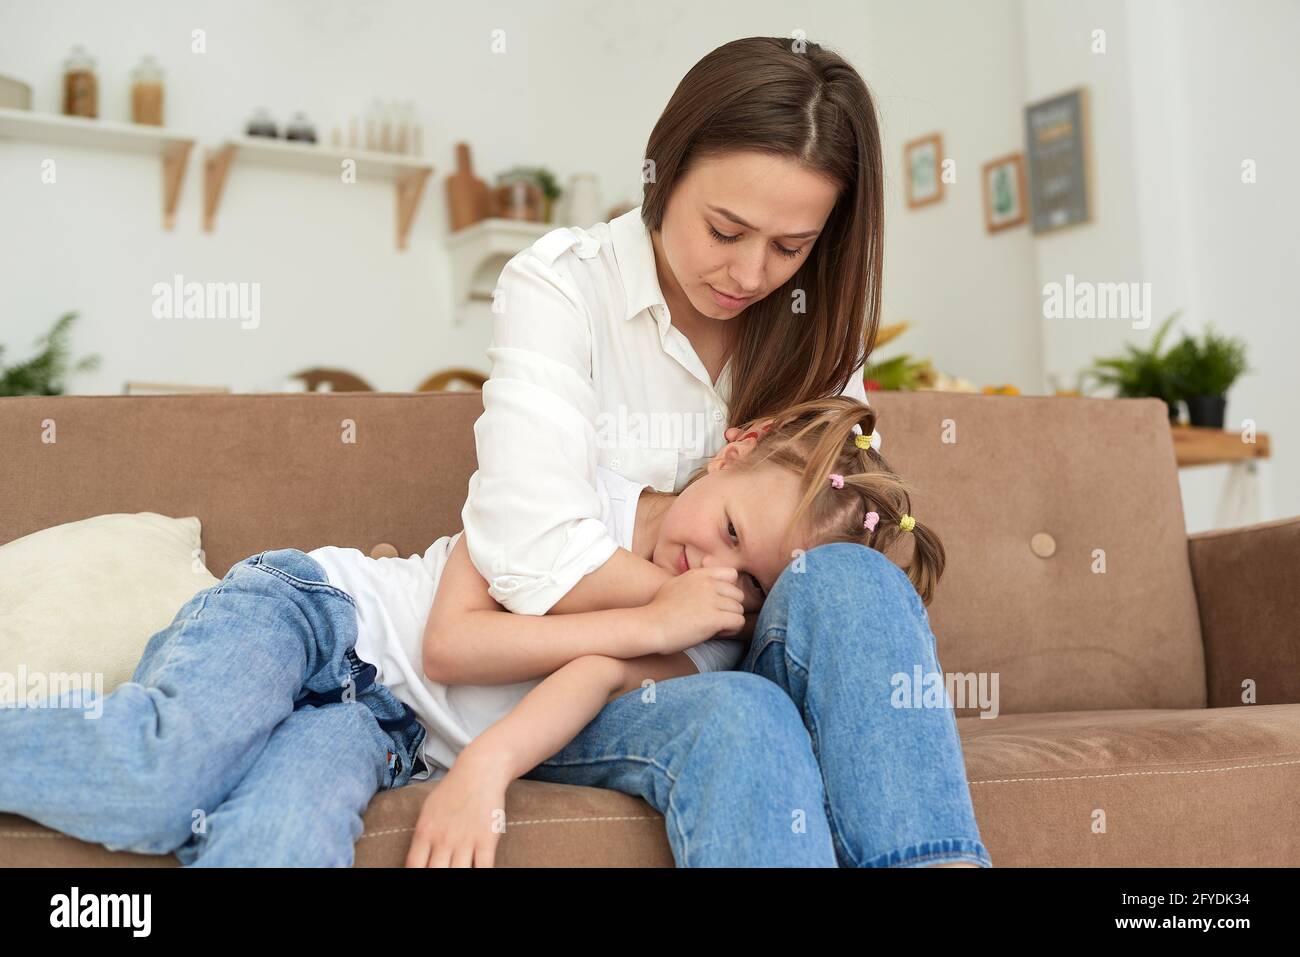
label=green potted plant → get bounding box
[1164,325,1250,428]
[1081,310,1183,420]
[497,165,563,222]
[864,353,935,391]
[0,311,101,396]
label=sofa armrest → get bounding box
[1188,516,1300,707]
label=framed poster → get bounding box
[904,133,944,208]
[981,152,1027,233]
[1024,87,1092,233]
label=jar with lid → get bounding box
[130,55,164,125]
[62,45,98,118]
[245,107,278,138]
[284,111,317,143]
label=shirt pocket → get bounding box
[601,440,679,492]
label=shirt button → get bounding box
[712,409,724,422]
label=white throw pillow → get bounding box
[0,512,220,703]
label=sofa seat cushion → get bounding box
[0,778,676,868]
[959,704,1300,866]
[6,706,1297,867]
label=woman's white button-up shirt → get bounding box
[461,205,878,616]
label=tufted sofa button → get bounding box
[1030,532,1057,558]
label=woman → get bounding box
[458,36,990,867]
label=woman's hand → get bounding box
[724,418,775,447]
[404,749,514,868]
[641,566,746,655]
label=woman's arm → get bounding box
[405,651,696,868]
[424,535,661,685]
[472,650,697,781]
[460,237,631,617]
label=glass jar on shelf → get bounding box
[130,55,164,125]
[62,44,98,118]
[285,110,317,143]
[245,107,278,138]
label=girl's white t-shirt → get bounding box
[307,465,745,782]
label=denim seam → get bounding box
[248,559,358,607]
[538,753,689,862]
[150,582,220,679]
[757,625,861,867]
[867,840,991,868]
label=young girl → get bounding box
[0,396,942,867]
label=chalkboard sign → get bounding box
[1024,88,1092,233]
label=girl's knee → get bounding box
[690,673,805,736]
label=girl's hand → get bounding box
[404,750,513,868]
[643,566,746,654]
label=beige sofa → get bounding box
[1,390,1297,866]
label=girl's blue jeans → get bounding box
[0,541,991,867]
[0,548,427,866]
[522,541,992,867]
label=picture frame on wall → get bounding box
[981,152,1027,233]
[904,133,944,208]
[1024,87,1092,233]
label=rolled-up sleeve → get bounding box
[460,247,620,616]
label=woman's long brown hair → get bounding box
[639,35,885,430]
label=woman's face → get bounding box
[651,442,810,614]
[652,150,840,320]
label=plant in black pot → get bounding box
[1164,326,1250,429]
[1081,310,1184,421]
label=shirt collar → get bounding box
[608,205,669,323]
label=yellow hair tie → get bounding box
[899,514,916,533]
[855,433,874,450]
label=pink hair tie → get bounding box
[863,510,880,532]
[828,473,844,489]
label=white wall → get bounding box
[864,0,1043,390]
[2,0,1294,529]
[0,0,1040,396]
[1020,0,1300,529]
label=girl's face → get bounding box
[652,150,840,319]
[651,442,810,614]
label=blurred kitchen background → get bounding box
[1,0,1296,532]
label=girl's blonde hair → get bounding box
[683,396,946,605]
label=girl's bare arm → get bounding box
[404,650,698,866]
[423,535,665,686]
[451,651,698,783]
[546,547,673,614]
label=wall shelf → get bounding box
[203,136,434,250]
[0,106,195,228]
[1172,424,1271,468]
[445,217,553,314]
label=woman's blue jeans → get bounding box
[522,542,992,867]
[0,549,426,866]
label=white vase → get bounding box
[562,173,603,229]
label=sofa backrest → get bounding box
[0,390,1206,714]
[865,391,1205,714]
[0,391,478,576]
